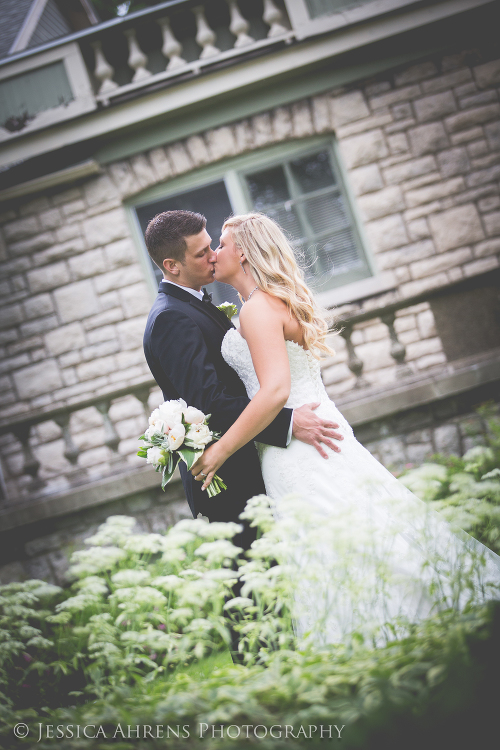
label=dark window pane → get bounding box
[135,181,240,308]
[247,166,290,208]
[266,204,302,240]
[290,150,335,193]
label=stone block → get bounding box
[130,153,157,189]
[405,337,442,360]
[410,247,472,279]
[416,309,436,338]
[465,163,500,189]
[349,164,383,196]
[272,106,293,140]
[14,358,62,398]
[68,248,106,280]
[383,155,436,185]
[484,121,500,151]
[379,239,435,270]
[339,129,388,168]
[55,223,81,243]
[100,290,120,310]
[233,119,254,152]
[369,85,421,110]
[206,126,237,159]
[185,134,210,165]
[20,314,59,338]
[415,352,447,370]
[27,262,69,293]
[119,282,150,317]
[387,132,409,154]
[394,62,438,86]
[54,279,99,323]
[483,211,500,236]
[477,195,500,215]
[391,102,412,121]
[414,90,456,122]
[34,238,86,268]
[51,187,82,206]
[3,216,39,242]
[364,81,391,97]
[436,147,469,178]
[463,256,499,276]
[474,238,500,257]
[365,214,408,252]
[450,126,483,145]
[39,208,62,230]
[421,68,472,93]
[337,113,392,138]
[434,424,460,455]
[8,232,55,255]
[291,101,313,137]
[84,173,118,207]
[400,273,448,297]
[460,91,499,110]
[311,95,331,133]
[407,218,430,241]
[84,308,124,330]
[108,161,137,198]
[329,90,369,127]
[81,340,120,361]
[83,208,129,250]
[408,122,448,155]
[429,204,485,252]
[94,264,142,295]
[61,199,85,217]
[0,303,23,329]
[357,186,405,220]
[148,147,174,181]
[116,316,147,350]
[251,114,274,147]
[45,322,86,356]
[77,355,116,381]
[104,238,137,269]
[22,294,54,320]
[445,104,500,133]
[473,59,500,89]
[405,177,464,208]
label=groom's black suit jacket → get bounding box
[143,281,292,545]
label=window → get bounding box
[134,140,371,307]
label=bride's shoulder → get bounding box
[239,291,287,325]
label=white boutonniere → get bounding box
[217,302,238,320]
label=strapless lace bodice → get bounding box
[221,328,330,410]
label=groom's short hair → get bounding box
[145,210,206,268]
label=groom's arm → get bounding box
[150,309,292,448]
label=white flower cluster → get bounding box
[141,398,213,469]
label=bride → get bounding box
[191,212,500,645]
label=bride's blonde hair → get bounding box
[223,212,335,358]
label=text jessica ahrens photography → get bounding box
[31,723,346,742]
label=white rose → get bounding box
[183,406,205,425]
[146,446,167,468]
[158,399,186,429]
[144,422,169,441]
[185,423,212,449]
[148,408,161,427]
[167,423,186,450]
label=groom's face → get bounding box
[166,229,217,290]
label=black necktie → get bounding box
[202,288,212,303]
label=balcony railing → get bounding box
[81,0,293,105]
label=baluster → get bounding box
[53,413,80,465]
[158,17,187,70]
[380,312,413,379]
[262,0,288,38]
[339,324,370,389]
[124,28,152,82]
[194,6,220,59]
[95,400,120,453]
[227,0,254,48]
[12,423,42,484]
[134,386,152,422]
[91,40,118,96]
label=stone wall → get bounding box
[0,49,499,501]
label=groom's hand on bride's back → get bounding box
[292,403,343,459]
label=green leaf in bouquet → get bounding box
[137,448,148,458]
[161,453,180,490]
[177,447,203,470]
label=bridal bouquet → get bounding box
[137,399,227,497]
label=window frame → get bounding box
[127,136,377,305]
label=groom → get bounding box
[143,210,342,550]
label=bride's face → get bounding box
[214,227,241,283]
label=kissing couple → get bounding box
[143,210,500,653]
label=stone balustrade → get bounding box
[84,0,293,104]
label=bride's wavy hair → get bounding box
[223,213,335,358]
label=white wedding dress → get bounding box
[221,328,500,646]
